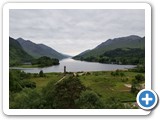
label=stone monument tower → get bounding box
[64,66,66,74]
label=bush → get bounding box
[130,79,140,94]
[121,78,128,82]
[135,74,145,82]
[105,97,125,109]
[9,69,36,92]
[111,72,116,76]
[9,70,23,92]
[10,88,42,109]
[75,90,105,109]
[33,73,38,77]
[120,72,125,77]
[20,80,36,89]
[111,71,125,77]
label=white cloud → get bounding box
[10,9,145,56]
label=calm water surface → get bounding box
[11,58,135,73]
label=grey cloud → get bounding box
[10,9,145,55]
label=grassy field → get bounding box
[78,71,142,103]
[25,72,64,89]
[10,69,144,109]
[27,70,144,103]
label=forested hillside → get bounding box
[9,37,33,66]
[73,35,145,65]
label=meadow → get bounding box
[9,69,144,109]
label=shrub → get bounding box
[10,88,42,109]
[75,90,105,109]
[135,74,145,82]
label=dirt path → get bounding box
[54,76,66,85]
[124,84,131,88]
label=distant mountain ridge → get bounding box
[96,35,143,49]
[73,35,145,59]
[17,38,69,60]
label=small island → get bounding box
[31,56,59,67]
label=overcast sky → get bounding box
[10,9,145,56]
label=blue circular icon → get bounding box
[137,89,158,110]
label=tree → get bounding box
[43,76,85,108]
[9,69,36,92]
[75,90,105,109]
[9,70,22,92]
[105,97,125,109]
[31,56,59,67]
[39,70,44,77]
[135,74,145,82]
[10,88,42,109]
[131,74,144,94]
[130,79,141,94]
[131,79,138,93]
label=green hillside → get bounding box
[73,35,145,59]
[9,37,33,66]
[73,35,145,65]
[76,48,144,65]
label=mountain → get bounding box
[9,37,33,66]
[17,38,69,60]
[73,35,145,59]
[76,49,91,56]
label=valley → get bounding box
[9,35,145,109]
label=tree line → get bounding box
[74,48,145,65]
[31,56,59,67]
